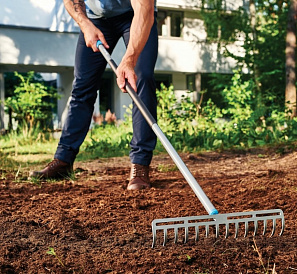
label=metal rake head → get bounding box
[151,209,284,247]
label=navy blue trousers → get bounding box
[55,11,158,166]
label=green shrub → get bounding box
[83,81,297,157]
[4,72,59,136]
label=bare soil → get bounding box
[1,149,297,273]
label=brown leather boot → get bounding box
[127,164,151,190]
[29,159,73,179]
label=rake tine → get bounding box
[205,225,209,237]
[270,219,276,237]
[234,222,239,238]
[152,230,156,248]
[163,229,168,246]
[216,224,219,238]
[280,217,285,236]
[225,223,229,238]
[174,227,178,244]
[184,227,189,243]
[254,220,258,236]
[244,221,249,237]
[195,226,199,241]
[263,219,267,235]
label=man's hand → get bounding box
[63,0,109,51]
[116,59,137,93]
[82,21,109,52]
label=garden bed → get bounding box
[1,149,297,273]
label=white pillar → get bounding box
[90,90,100,128]
[113,76,131,120]
[0,73,4,129]
[56,70,73,128]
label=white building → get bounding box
[0,0,247,129]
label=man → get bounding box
[29,0,158,190]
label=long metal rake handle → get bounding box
[97,40,219,215]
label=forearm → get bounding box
[124,0,155,66]
[63,0,92,32]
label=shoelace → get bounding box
[46,159,61,169]
[131,165,148,178]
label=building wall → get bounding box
[0,0,78,32]
[0,27,77,69]
[156,38,239,74]
[156,0,248,11]
[0,23,239,75]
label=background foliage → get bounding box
[83,80,297,158]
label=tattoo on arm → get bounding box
[70,0,86,13]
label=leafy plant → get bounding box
[221,70,255,123]
[4,72,59,136]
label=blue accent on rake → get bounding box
[96,40,102,48]
[210,209,219,215]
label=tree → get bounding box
[249,0,261,93]
[285,0,297,117]
[194,1,291,117]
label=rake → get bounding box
[96,41,285,248]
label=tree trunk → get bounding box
[285,0,297,118]
[249,0,261,93]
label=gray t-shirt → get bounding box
[85,0,156,19]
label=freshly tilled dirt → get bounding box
[0,150,297,273]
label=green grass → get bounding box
[157,164,179,172]
[0,136,58,168]
[1,121,297,181]
[0,125,133,172]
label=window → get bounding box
[155,74,172,90]
[187,74,196,91]
[157,10,184,38]
[170,12,182,37]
